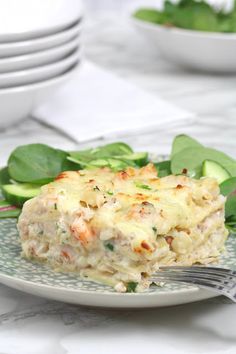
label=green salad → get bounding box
[133,0,236,33]
[1,134,236,234]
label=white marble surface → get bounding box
[0,9,236,354]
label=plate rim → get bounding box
[0,155,233,307]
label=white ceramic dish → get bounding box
[0,217,235,308]
[0,0,83,42]
[0,21,81,58]
[132,18,236,73]
[0,38,79,73]
[0,63,79,129]
[0,50,80,88]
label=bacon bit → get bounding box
[165,236,174,246]
[126,168,136,176]
[176,184,183,189]
[88,179,95,183]
[29,245,37,257]
[150,178,159,182]
[141,241,151,250]
[176,227,190,235]
[182,168,188,174]
[140,163,157,176]
[55,172,69,181]
[142,201,151,206]
[135,193,147,201]
[61,250,71,261]
[116,192,127,197]
[117,171,129,180]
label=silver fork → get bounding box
[150,266,236,302]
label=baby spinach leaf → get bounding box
[171,147,236,179]
[0,167,11,185]
[70,142,133,162]
[68,143,139,172]
[225,215,236,234]
[220,177,236,196]
[154,160,171,177]
[171,134,203,158]
[67,156,134,171]
[8,144,78,184]
[133,0,236,33]
[133,8,169,25]
[92,142,133,157]
[225,195,236,219]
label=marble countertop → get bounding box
[0,12,236,354]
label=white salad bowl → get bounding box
[132,18,236,73]
[0,21,81,58]
[0,37,79,73]
[0,0,83,42]
[0,50,80,88]
[0,64,79,129]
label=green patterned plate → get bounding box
[0,218,235,308]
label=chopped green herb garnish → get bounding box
[54,203,57,210]
[135,182,152,190]
[106,190,114,195]
[93,186,100,191]
[150,281,165,288]
[104,242,114,251]
[126,282,138,293]
[152,226,157,233]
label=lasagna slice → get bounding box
[17,164,228,292]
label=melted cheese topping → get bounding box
[39,164,224,239]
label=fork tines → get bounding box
[150,266,236,302]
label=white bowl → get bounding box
[0,64,79,129]
[0,37,79,73]
[0,50,80,88]
[0,0,83,42]
[0,21,81,58]
[133,18,236,73]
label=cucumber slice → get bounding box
[202,160,231,184]
[2,183,41,207]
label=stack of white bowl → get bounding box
[0,0,82,129]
